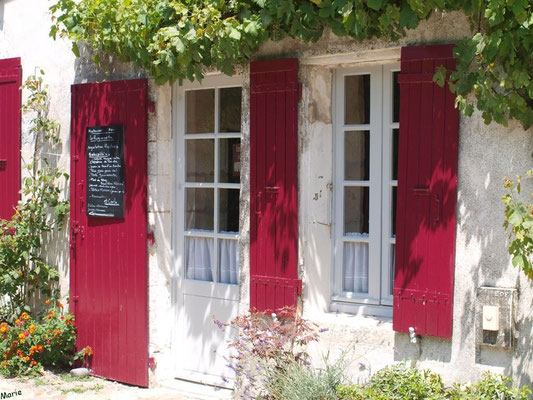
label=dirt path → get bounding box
[0,371,202,399]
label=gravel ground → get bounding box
[0,370,202,399]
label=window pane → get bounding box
[392,128,399,180]
[219,189,240,233]
[343,242,368,293]
[391,186,397,237]
[345,75,370,125]
[220,87,242,133]
[345,130,370,181]
[390,244,396,295]
[185,236,213,282]
[219,138,241,183]
[186,89,214,134]
[186,188,214,231]
[393,71,400,123]
[219,239,239,285]
[344,187,369,235]
[186,139,214,182]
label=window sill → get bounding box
[330,300,393,319]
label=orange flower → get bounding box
[46,314,52,320]
[23,331,29,337]
[53,328,61,336]
[0,324,8,334]
[18,333,24,340]
[28,325,35,333]
[84,346,94,356]
[31,361,37,366]
[20,312,30,320]
[24,356,30,362]
[58,302,64,308]
[30,346,37,354]
[37,345,44,352]
[45,300,50,304]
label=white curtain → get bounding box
[343,242,369,293]
[219,239,239,285]
[185,237,214,282]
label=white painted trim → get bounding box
[380,63,400,305]
[301,47,401,66]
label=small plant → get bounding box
[0,301,92,377]
[338,362,447,400]
[215,307,321,400]
[448,372,531,400]
[266,356,347,400]
[337,364,532,400]
[502,170,533,279]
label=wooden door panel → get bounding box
[70,79,148,386]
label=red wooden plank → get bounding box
[70,79,148,386]
[0,58,21,222]
[393,45,458,339]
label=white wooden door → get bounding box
[172,74,242,387]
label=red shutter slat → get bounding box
[0,58,21,221]
[393,45,458,339]
[250,59,301,313]
[70,79,148,386]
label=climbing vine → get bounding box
[49,0,532,129]
[0,71,69,322]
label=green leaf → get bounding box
[367,0,385,11]
[71,42,80,58]
[399,2,419,29]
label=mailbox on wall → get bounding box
[476,286,517,348]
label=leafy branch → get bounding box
[502,170,533,279]
[49,0,532,129]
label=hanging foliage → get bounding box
[49,0,532,129]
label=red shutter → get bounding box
[250,58,301,312]
[0,58,21,221]
[393,45,459,338]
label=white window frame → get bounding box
[173,74,243,288]
[332,63,400,312]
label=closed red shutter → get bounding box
[393,45,459,338]
[0,58,21,221]
[250,58,301,312]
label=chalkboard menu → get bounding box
[86,125,125,218]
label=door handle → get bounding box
[0,160,6,170]
[412,186,429,195]
[264,186,280,193]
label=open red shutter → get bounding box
[0,58,21,221]
[250,58,301,312]
[393,45,459,338]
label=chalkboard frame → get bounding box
[86,125,125,218]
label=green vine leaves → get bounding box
[502,170,533,279]
[49,1,532,128]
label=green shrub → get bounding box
[0,301,92,377]
[337,364,532,400]
[266,357,347,400]
[448,372,531,400]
